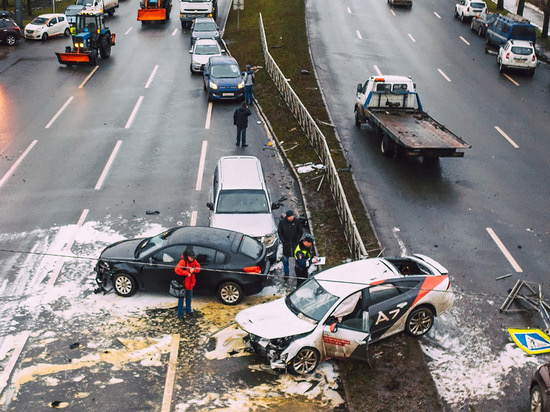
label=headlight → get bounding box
[237,82,245,89]
[209,81,218,90]
[261,232,277,248]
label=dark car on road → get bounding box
[94,226,270,305]
[531,361,550,412]
[190,17,220,46]
[0,12,22,46]
[203,55,245,101]
[470,12,497,37]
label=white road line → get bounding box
[494,126,519,148]
[45,96,74,129]
[347,7,351,13]
[486,227,523,272]
[125,27,132,35]
[79,66,99,89]
[408,33,416,43]
[459,36,470,45]
[374,65,382,76]
[190,211,198,226]
[392,227,408,256]
[145,65,159,89]
[195,140,208,191]
[160,334,180,412]
[503,73,520,86]
[356,30,362,40]
[125,96,144,129]
[95,140,122,190]
[0,140,37,189]
[205,102,213,129]
[171,28,178,36]
[437,68,452,82]
[391,9,396,16]
[0,331,31,396]
[434,11,441,19]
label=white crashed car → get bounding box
[497,39,537,76]
[455,0,487,22]
[24,14,71,41]
[236,255,454,374]
[189,38,223,73]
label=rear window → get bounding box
[393,84,408,92]
[216,189,269,214]
[194,22,217,31]
[511,25,536,38]
[471,2,486,7]
[240,235,263,260]
[511,46,533,55]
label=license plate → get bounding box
[222,93,234,97]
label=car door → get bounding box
[47,17,58,36]
[0,21,7,42]
[141,245,184,291]
[191,246,226,293]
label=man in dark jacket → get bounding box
[233,102,252,147]
[277,210,303,279]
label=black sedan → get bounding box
[94,226,270,305]
[531,361,550,412]
[470,12,497,37]
[0,14,22,46]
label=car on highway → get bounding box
[24,14,71,41]
[470,12,497,37]
[531,361,550,412]
[486,15,537,47]
[387,0,412,8]
[236,255,454,374]
[189,37,222,73]
[455,0,487,22]
[203,55,245,101]
[190,17,219,46]
[94,226,271,305]
[497,39,537,76]
[0,13,21,46]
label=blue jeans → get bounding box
[236,127,247,146]
[245,85,253,105]
[282,255,290,276]
[177,289,193,317]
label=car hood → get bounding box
[25,23,44,30]
[193,53,220,66]
[236,298,316,339]
[211,213,275,238]
[99,238,144,260]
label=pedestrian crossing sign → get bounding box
[508,329,550,355]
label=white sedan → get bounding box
[24,14,71,41]
[497,39,537,76]
[189,38,223,73]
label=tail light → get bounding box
[506,52,510,59]
[467,6,470,11]
[532,54,536,61]
[243,266,261,274]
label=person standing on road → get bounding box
[233,102,252,147]
[243,65,255,105]
[277,210,303,280]
[294,233,316,289]
[174,249,201,319]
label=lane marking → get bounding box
[391,9,396,16]
[125,96,144,129]
[0,331,31,396]
[503,73,520,86]
[494,126,519,148]
[79,66,99,89]
[486,227,523,272]
[125,27,132,35]
[356,30,362,40]
[195,140,208,191]
[205,102,213,129]
[459,36,470,45]
[190,211,198,226]
[374,65,382,76]
[0,140,37,189]
[145,65,159,89]
[45,96,74,129]
[95,140,122,190]
[408,33,416,43]
[347,7,351,13]
[434,11,441,19]
[160,334,180,412]
[171,28,178,36]
[437,68,452,82]
[392,227,408,256]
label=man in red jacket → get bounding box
[174,250,201,319]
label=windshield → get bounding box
[211,64,240,78]
[195,44,220,55]
[511,26,536,38]
[286,279,339,322]
[216,189,269,214]
[31,17,48,25]
[135,229,175,258]
[76,0,93,5]
[511,46,533,55]
[194,22,217,32]
[239,235,263,260]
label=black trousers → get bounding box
[295,267,308,288]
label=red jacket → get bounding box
[175,257,201,290]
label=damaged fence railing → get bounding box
[258,13,367,260]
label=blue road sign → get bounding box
[509,329,550,355]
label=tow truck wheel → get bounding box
[289,347,320,375]
[217,281,243,305]
[64,28,70,37]
[405,306,434,337]
[113,273,137,297]
[354,109,361,128]
[380,134,395,157]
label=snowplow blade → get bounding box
[56,52,94,66]
[137,8,166,21]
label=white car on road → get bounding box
[497,39,537,76]
[189,38,223,73]
[24,14,71,41]
[455,0,487,22]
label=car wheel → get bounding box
[405,306,434,336]
[454,9,459,18]
[217,281,243,305]
[460,13,466,23]
[478,26,483,37]
[354,109,361,128]
[531,384,544,412]
[113,273,137,297]
[6,34,17,46]
[380,134,395,157]
[499,63,505,74]
[64,28,70,37]
[289,347,320,375]
[42,32,49,41]
[470,21,475,31]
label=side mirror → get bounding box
[330,323,338,333]
[356,83,362,93]
[189,49,192,54]
[206,202,214,210]
[271,202,280,210]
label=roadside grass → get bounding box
[2,0,76,25]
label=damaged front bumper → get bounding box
[244,333,290,370]
[93,260,113,293]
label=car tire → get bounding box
[499,63,505,74]
[217,281,243,305]
[470,20,475,31]
[478,26,483,37]
[354,109,361,128]
[64,28,70,37]
[113,273,137,297]
[108,9,115,16]
[528,69,535,77]
[190,64,194,74]
[460,13,466,23]
[380,134,395,157]
[454,9,459,18]
[42,33,49,41]
[531,384,544,412]
[289,347,320,375]
[6,34,17,46]
[405,306,434,337]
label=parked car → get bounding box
[190,17,219,46]
[531,361,550,412]
[64,5,86,26]
[455,0,487,22]
[387,0,412,8]
[203,55,245,101]
[486,14,536,47]
[94,226,271,305]
[0,13,21,46]
[207,156,279,260]
[24,14,71,41]
[497,39,537,76]
[236,255,454,374]
[470,12,497,37]
[189,37,222,73]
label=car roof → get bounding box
[195,38,219,46]
[36,13,64,18]
[167,226,240,250]
[194,17,215,23]
[218,156,264,190]
[314,258,402,297]
[208,55,238,66]
[509,39,533,47]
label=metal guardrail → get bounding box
[259,14,367,260]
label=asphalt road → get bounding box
[307,0,550,409]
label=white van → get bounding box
[207,156,279,260]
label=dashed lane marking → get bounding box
[160,334,180,412]
[45,96,74,129]
[145,65,159,89]
[503,73,520,86]
[374,65,382,76]
[125,96,144,129]
[356,30,362,40]
[408,33,416,43]
[494,126,519,148]
[125,27,132,35]
[190,211,198,226]
[172,28,178,36]
[486,227,523,272]
[434,11,441,19]
[0,140,37,189]
[79,66,99,89]
[195,140,208,191]
[347,7,351,13]
[391,9,396,16]
[459,36,470,45]
[205,102,213,129]
[95,140,122,190]
[438,68,452,82]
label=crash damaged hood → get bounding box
[99,238,144,260]
[235,298,316,340]
[211,213,276,239]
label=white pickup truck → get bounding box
[179,0,217,29]
[76,0,119,16]
[354,75,470,159]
